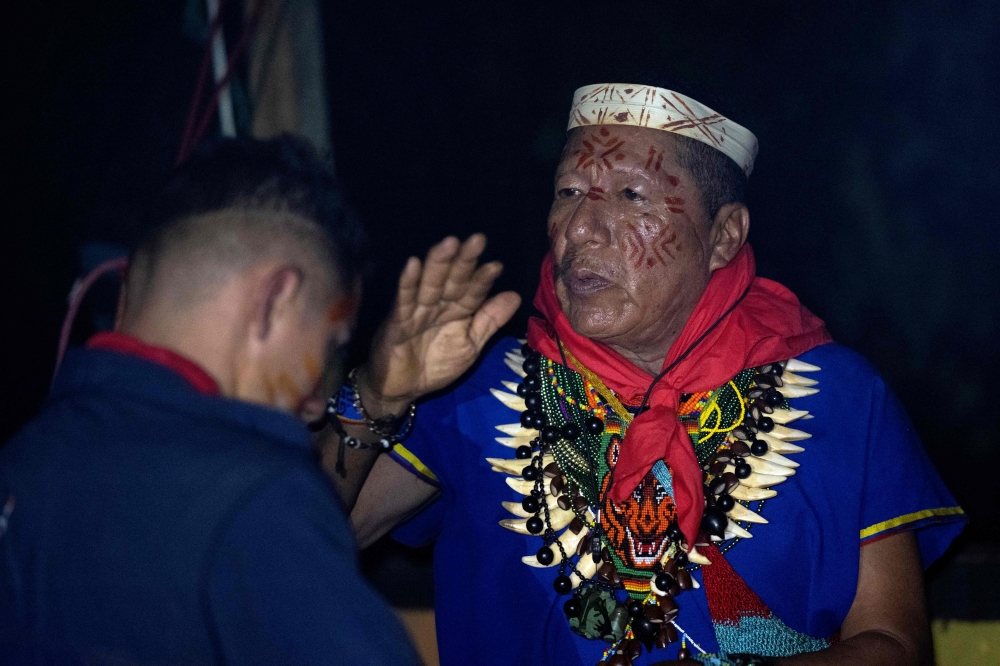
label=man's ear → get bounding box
[708,203,750,272]
[252,265,305,342]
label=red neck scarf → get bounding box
[526,244,830,545]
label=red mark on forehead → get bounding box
[574,131,626,171]
[586,187,605,201]
[666,175,680,187]
[644,145,664,172]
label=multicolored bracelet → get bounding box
[324,368,416,476]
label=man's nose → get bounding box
[565,190,612,247]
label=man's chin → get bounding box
[563,302,630,343]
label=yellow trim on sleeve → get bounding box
[391,442,439,483]
[860,506,964,540]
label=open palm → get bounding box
[357,234,521,414]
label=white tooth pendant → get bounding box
[499,506,574,534]
[743,456,795,477]
[754,431,805,454]
[756,450,799,468]
[726,501,768,524]
[780,370,818,387]
[495,436,536,448]
[785,358,820,373]
[506,351,525,365]
[569,551,599,588]
[777,385,819,399]
[496,423,536,438]
[766,424,812,441]
[768,409,810,424]
[725,465,787,488]
[504,357,527,378]
[502,496,558,518]
[730,485,777,501]
[501,380,522,393]
[686,544,712,565]
[490,388,527,412]
[486,455,553,476]
[724,520,753,540]
[521,524,589,567]
[505,476,556,496]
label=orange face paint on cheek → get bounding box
[261,373,276,404]
[302,353,322,388]
[275,372,303,407]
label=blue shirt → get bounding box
[0,347,418,666]
[391,339,965,665]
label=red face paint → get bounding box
[651,227,678,264]
[575,131,626,171]
[586,187,606,201]
[327,296,356,324]
[624,223,647,269]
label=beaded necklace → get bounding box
[488,341,820,665]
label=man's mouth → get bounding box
[562,267,612,295]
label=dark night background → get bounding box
[2,0,998,622]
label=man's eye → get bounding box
[623,188,644,202]
[557,188,580,198]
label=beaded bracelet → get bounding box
[324,369,416,476]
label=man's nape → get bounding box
[118,207,348,414]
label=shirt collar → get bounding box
[87,332,221,396]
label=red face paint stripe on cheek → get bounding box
[666,175,680,186]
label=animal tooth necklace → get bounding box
[488,340,819,665]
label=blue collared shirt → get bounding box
[0,346,417,666]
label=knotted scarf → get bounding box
[526,244,831,546]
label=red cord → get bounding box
[53,257,130,383]
[175,0,231,166]
[184,11,260,160]
[175,0,262,167]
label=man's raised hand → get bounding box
[355,234,521,416]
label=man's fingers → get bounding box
[455,261,504,312]
[394,256,422,322]
[468,291,521,350]
[416,236,461,306]
[441,234,488,301]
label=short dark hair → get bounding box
[146,135,366,283]
[673,133,748,221]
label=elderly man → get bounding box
[0,137,517,665]
[338,85,965,666]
